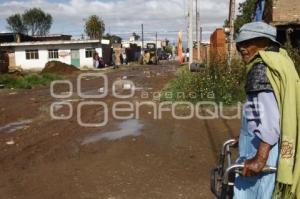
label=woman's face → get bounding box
[237,38,270,64]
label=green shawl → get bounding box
[247,49,300,198]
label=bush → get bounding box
[0,73,61,89]
[161,60,246,105]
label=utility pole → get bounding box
[188,0,193,70]
[155,32,158,64]
[200,27,203,44]
[141,24,144,53]
[228,0,236,68]
[196,0,200,62]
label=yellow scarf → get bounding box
[247,49,300,198]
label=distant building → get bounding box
[256,0,300,47]
[192,42,211,64]
[122,39,164,49]
[0,33,110,71]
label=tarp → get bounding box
[255,0,266,22]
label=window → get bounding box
[85,48,95,58]
[48,49,59,59]
[25,50,39,60]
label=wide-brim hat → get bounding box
[236,22,281,46]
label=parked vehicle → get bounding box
[158,51,170,60]
[139,43,158,65]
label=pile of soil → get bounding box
[42,61,79,74]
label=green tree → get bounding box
[132,32,140,41]
[103,33,122,44]
[164,45,173,54]
[85,15,105,40]
[6,14,28,34]
[165,39,170,46]
[23,8,53,36]
[234,0,257,35]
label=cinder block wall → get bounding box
[273,0,300,24]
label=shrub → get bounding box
[0,73,61,89]
[161,60,246,105]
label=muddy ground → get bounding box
[0,63,240,199]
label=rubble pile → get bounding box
[42,61,79,74]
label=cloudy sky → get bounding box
[0,0,245,43]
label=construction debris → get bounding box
[6,140,15,145]
[98,87,104,93]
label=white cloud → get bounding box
[0,0,246,42]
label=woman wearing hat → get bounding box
[234,22,300,199]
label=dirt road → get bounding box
[0,63,240,199]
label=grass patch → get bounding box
[161,61,246,105]
[0,73,61,89]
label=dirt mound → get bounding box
[42,61,79,74]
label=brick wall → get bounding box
[210,28,227,61]
[272,0,300,24]
[193,43,210,63]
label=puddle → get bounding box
[0,120,32,133]
[81,119,144,145]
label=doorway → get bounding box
[71,49,80,67]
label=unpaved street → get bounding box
[0,63,240,199]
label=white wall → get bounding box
[79,47,102,67]
[14,43,102,71]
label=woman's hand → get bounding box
[242,141,271,176]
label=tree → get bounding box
[164,45,173,54]
[6,14,28,34]
[132,32,140,41]
[22,8,53,36]
[165,39,170,46]
[234,0,257,35]
[103,33,122,44]
[85,15,105,40]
